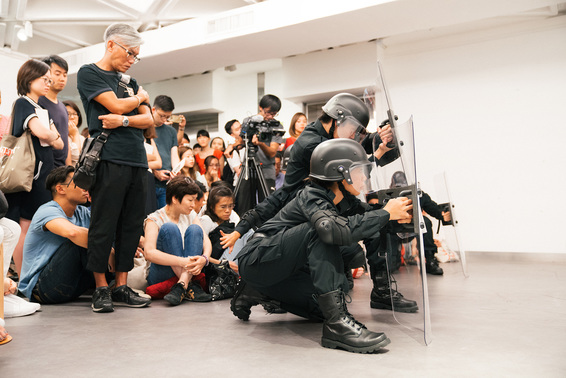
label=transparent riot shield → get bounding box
[369,117,432,345]
[364,62,431,345]
[433,171,469,277]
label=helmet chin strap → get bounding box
[329,119,336,138]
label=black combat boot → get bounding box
[426,256,444,275]
[230,279,285,321]
[318,290,390,353]
[370,272,418,313]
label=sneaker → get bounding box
[185,282,212,302]
[164,282,186,306]
[111,285,151,308]
[92,286,114,313]
[4,294,41,318]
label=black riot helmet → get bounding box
[322,93,370,142]
[310,139,377,195]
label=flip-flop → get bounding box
[0,335,13,345]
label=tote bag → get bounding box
[0,128,36,193]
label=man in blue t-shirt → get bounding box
[19,166,94,303]
[151,95,183,208]
[76,23,153,313]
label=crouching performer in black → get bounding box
[231,139,412,353]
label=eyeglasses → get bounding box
[113,41,141,64]
[67,112,78,118]
[218,203,235,211]
[41,76,53,86]
[208,163,220,168]
[154,111,170,120]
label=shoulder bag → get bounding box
[0,121,36,193]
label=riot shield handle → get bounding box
[378,61,398,149]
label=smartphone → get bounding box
[168,115,183,123]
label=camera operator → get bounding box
[235,94,284,214]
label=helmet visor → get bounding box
[336,117,367,142]
[348,162,379,195]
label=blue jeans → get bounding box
[147,223,203,285]
[32,240,95,304]
[155,186,167,209]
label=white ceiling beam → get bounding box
[96,0,141,18]
[15,0,27,20]
[32,28,90,49]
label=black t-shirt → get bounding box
[77,63,147,168]
[38,96,69,167]
[11,96,55,181]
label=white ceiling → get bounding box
[0,0,259,54]
[1,0,565,88]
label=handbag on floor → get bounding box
[0,124,36,193]
[205,259,238,301]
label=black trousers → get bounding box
[32,240,94,304]
[87,161,147,273]
[238,223,350,320]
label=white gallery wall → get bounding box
[382,20,566,254]
[0,53,26,117]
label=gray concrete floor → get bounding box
[1,253,565,377]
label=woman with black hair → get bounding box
[5,59,64,276]
[198,184,239,271]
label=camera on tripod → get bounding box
[240,115,285,146]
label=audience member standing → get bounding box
[62,100,85,166]
[5,59,64,276]
[39,55,70,167]
[284,112,307,150]
[151,95,180,208]
[194,129,224,175]
[178,145,197,180]
[223,120,243,187]
[235,94,283,214]
[77,23,153,313]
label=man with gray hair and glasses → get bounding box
[77,23,153,313]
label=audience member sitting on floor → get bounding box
[1,189,41,318]
[196,155,222,190]
[0,318,10,345]
[178,145,197,181]
[18,166,96,305]
[194,129,224,176]
[198,183,240,272]
[193,181,208,217]
[143,176,212,305]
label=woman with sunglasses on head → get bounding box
[4,59,64,277]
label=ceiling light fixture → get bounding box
[16,21,33,41]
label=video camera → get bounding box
[240,115,285,146]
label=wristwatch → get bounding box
[122,116,129,127]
